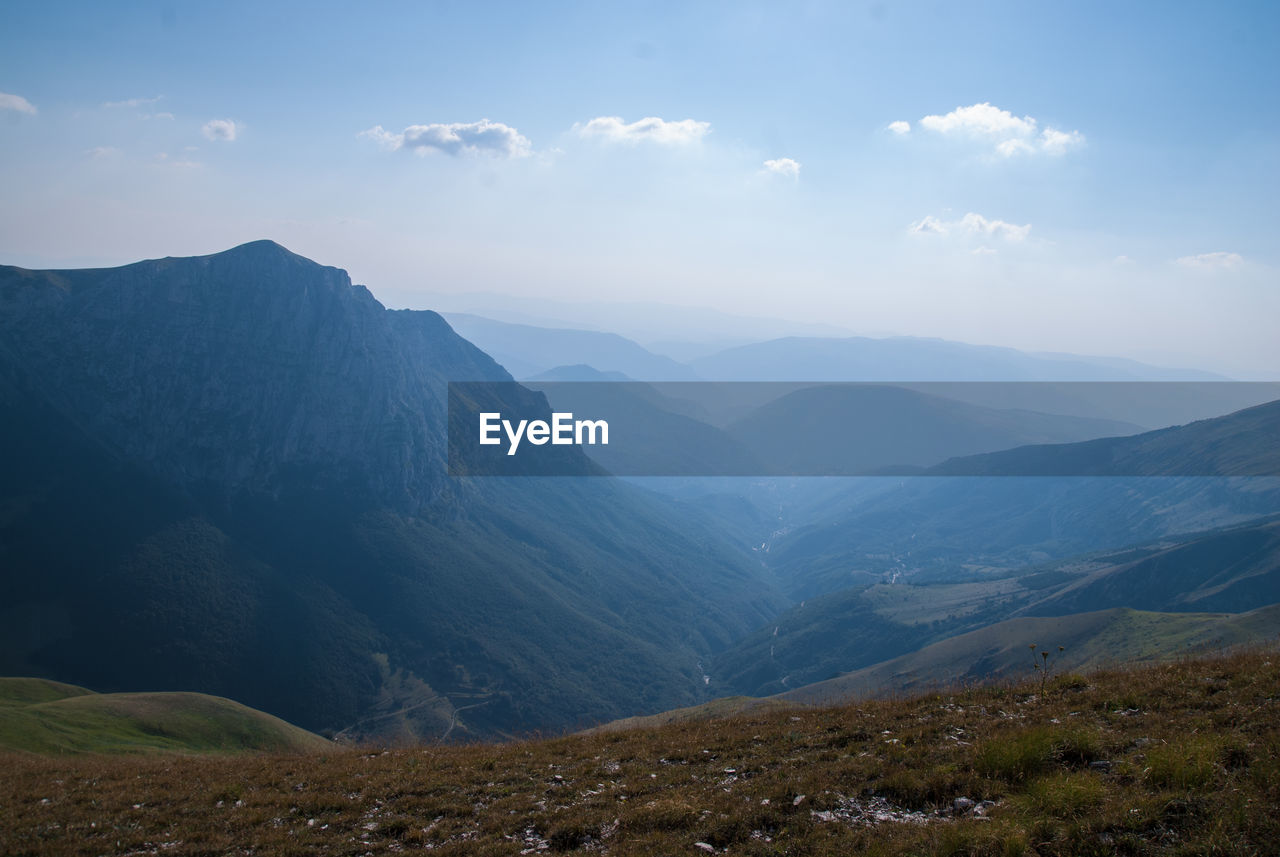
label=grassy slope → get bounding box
[3,649,1278,855]
[0,678,330,755]
[781,603,1280,705]
[580,695,799,735]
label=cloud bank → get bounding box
[893,102,1084,157]
[361,119,531,158]
[576,116,710,145]
[1177,251,1244,270]
[104,95,163,109]
[910,212,1031,242]
[0,92,37,114]
[762,157,800,178]
[202,119,239,141]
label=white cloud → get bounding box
[146,112,175,121]
[1176,251,1244,270]
[360,119,531,158]
[104,95,162,109]
[921,102,1037,137]
[202,119,239,141]
[0,91,37,114]
[1039,127,1086,155]
[85,146,121,160]
[762,157,800,178]
[909,215,948,235]
[959,212,1031,241]
[971,246,998,256]
[910,102,1084,157]
[576,116,710,145]
[994,138,1035,157]
[909,212,1031,242]
[887,120,911,135]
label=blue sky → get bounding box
[2,1,1277,375]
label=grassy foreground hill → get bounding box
[0,678,329,755]
[4,649,1278,855]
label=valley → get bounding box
[1,242,1278,749]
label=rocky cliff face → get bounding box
[0,240,506,511]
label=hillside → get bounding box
[927,398,1280,477]
[0,678,328,754]
[3,649,1277,855]
[781,603,1280,705]
[714,516,1280,697]
[758,474,1280,603]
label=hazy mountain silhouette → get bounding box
[691,336,1229,382]
[443,313,698,381]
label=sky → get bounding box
[2,1,1278,376]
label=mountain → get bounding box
[526,364,633,382]
[690,335,1229,382]
[0,242,785,741]
[780,603,1280,706]
[0,239,506,511]
[926,398,1280,477]
[441,313,699,380]
[0,677,329,754]
[723,384,1143,475]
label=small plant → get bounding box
[1029,644,1066,697]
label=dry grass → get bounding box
[3,648,1279,856]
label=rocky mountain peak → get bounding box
[0,242,509,511]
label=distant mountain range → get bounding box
[391,289,857,349]
[688,335,1230,382]
[441,310,1233,385]
[443,313,697,381]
